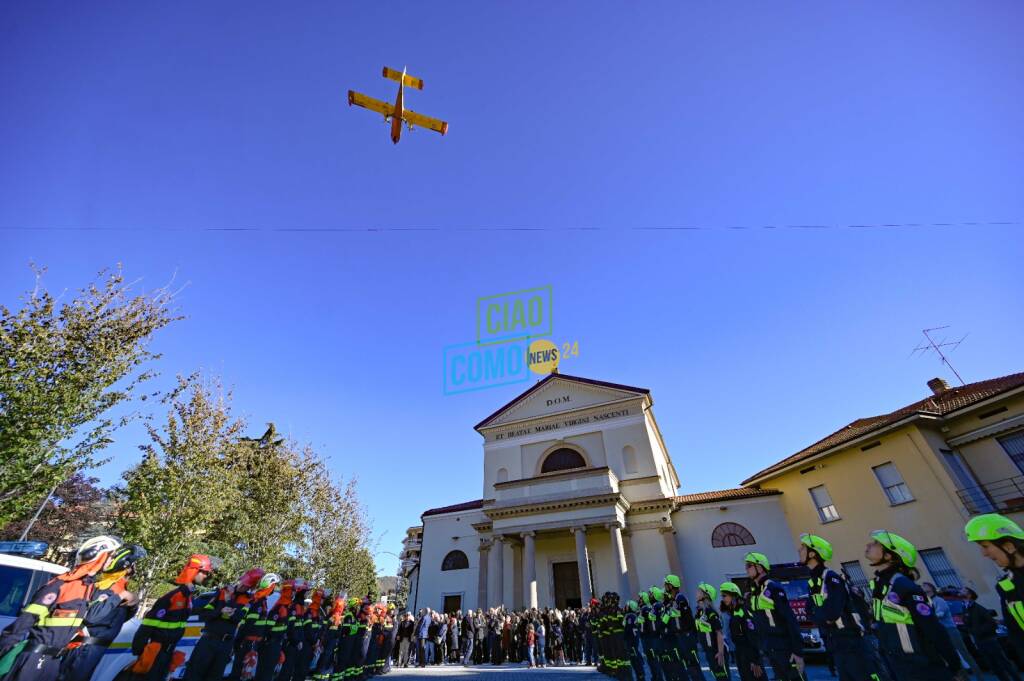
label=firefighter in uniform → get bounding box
[185,567,264,681]
[231,573,279,681]
[313,595,344,681]
[0,535,122,681]
[695,583,727,680]
[865,530,963,681]
[60,544,147,681]
[336,601,359,681]
[624,600,645,681]
[380,604,398,674]
[255,577,294,681]
[304,589,326,681]
[283,580,312,681]
[637,591,664,681]
[662,575,705,681]
[130,554,217,681]
[964,513,1024,664]
[797,533,876,681]
[718,582,764,681]
[605,592,629,681]
[742,552,804,681]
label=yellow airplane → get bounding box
[348,66,449,145]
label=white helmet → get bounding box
[76,535,122,565]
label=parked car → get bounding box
[0,541,67,632]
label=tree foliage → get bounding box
[0,473,111,562]
[114,375,376,599]
[114,375,244,598]
[0,266,177,527]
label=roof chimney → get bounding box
[928,377,950,395]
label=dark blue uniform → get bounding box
[869,568,960,681]
[806,565,875,681]
[184,587,247,681]
[745,577,803,681]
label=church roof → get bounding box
[674,487,781,506]
[422,499,484,517]
[742,370,1024,486]
[473,373,650,431]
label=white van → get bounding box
[0,544,68,632]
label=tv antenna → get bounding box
[909,326,968,386]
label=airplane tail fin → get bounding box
[382,66,424,90]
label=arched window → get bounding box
[540,448,586,474]
[711,522,756,548]
[441,550,469,571]
[623,445,638,474]
[496,467,509,483]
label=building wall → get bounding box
[672,495,795,597]
[415,510,486,613]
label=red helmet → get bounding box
[237,567,266,590]
[175,554,214,585]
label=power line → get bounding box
[0,221,1019,233]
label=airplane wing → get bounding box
[402,108,449,135]
[383,67,424,90]
[348,90,394,119]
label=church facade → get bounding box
[406,373,795,613]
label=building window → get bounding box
[841,560,869,592]
[999,431,1024,474]
[711,522,756,548]
[941,448,995,513]
[541,448,586,474]
[623,445,638,474]
[496,467,508,483]
[441,550,469,571]
[809,485,840,523]
[920,548,962,589]
[872,462,914,505]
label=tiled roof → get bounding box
[474,373,650,431]
[422,499,484,517]
[674,487,781,506]
[742,371,1024,485]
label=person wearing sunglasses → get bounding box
[865,530,964,681]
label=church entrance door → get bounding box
[552,561,582,608]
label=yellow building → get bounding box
[742,371,1024,608]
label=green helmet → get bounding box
[697,582,717,602]
[664,574,681,589]
[719,582,742,598]
[649,586,665,602]
[870,530,917,568]
[639,591,650,606]
[799,533,834,561]
[744,552,770,571]
[626,600,638,612]
[965,514,1024,543]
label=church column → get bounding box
[522,531,537,608]
[608,522,631,599]
[512,539,524,609]
[477,539,491,610]
[571,526,593,603]
[621,528,640,596]
[492,536,505,607]
[661,526,685,587]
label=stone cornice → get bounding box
[482,400,643,444]
[483,492,630,520]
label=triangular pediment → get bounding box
[474,374,649,430]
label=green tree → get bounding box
[206,423,308,578]
[114,375,243,598]
[0,266,177,526]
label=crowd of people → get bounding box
[392,606,600,668]
[4,511,1024,681]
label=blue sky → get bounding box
[2,2,1022,575]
